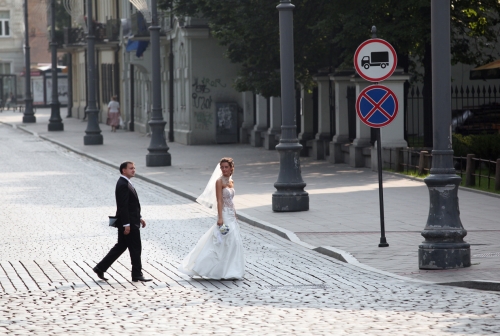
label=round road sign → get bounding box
[354,39,397,82]
[356,85,398,128]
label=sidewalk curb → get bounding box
[2,122,484,288]
[383,170,500,199]
[437,280,500,292]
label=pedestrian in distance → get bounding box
[179,157,245,280]
[6,92,15,111]
[107,95,121,132]
[93,161,152,282]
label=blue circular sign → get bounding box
[356,85,399,128]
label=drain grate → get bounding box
[267,284,328,290]
[473,252,500,258]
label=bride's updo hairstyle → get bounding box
[220,157,235,175]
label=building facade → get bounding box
[0,0,24,106]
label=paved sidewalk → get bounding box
[2,109,499,287]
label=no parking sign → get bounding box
[356,85,398,128]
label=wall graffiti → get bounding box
[192,93,213,110]
[194,111,213,130]
[201,77,227,88]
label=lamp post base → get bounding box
[84,134,103,145]
[272,192,309,212]
[23,115,36,123]
[48,123,64,131]
[418,173,471,269]
[419,243,471,269]
[146,153,171,167]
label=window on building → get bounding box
[0,11,10,37]
[0,62,11,74]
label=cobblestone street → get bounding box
[1,124,500,335]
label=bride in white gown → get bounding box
[178,157,245,280]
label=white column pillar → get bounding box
[264,96,281,149]
[371,71,410,170]
[240,91,255,144]
[329,71,354,163]
[311,74,330,160]
[250,94,267,147]
[298,85,314,156]
[349,76,371,167]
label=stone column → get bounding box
[250,94,268,147]
[349,75,371,167]
[311,74,330,160]
[329,70,355,164]
[371,70,410,171]
[264,96,281,149]
[240,91,255,144]
[298,85,315,156]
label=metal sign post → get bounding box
[354,29,398,247]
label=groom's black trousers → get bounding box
[96,225,142,278]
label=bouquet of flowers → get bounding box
[218,223,230,235]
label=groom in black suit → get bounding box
[93,161,151,282]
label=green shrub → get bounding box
[452,133,500,160]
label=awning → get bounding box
[126,40,149,58]
[470,59,500,80]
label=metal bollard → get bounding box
[465,154,475,186]
[418,151,428,175]
[495,158,500,191]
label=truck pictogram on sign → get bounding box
[354,39,397,82]
[361,52,389,69]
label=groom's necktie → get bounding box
[128,183,138,198]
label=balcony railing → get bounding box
[63,24,106,45]
[64,27,86,45]
[106,19,121,42]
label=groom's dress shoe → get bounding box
[93,267,108,281]
[132,276,152,282]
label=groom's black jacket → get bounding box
[115,176,141,228]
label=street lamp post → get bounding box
[83,0,103,145]
[146,0,171,166]
[22,0,36,123]
[168,12,174,143]
[48,0,63,131]
[418,0,471,269]
[272,0,309,212]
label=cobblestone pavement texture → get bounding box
[1,110,500,286]
[1,123,500,335]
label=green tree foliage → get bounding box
[160,0,339,97]
[159,0,500,98]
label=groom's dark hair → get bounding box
[120,161,134,174]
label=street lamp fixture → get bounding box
[48,0,63,131]
[272,0,309,212]
[83,0,103,145]
[22,0,36,124]
[146,0,171,166]
[418,0,471,269]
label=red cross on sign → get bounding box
[356,85,399,128]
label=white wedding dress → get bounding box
[179,187,245,280]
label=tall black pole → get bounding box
[67,52,73,118]
[418,0,470,269]
[48,0,63,131]
[371,26,388,248]
[146,0,171,166]
[376,128,388,247]
[168,12,174,142]
[272,0,309,212]
[23,0,35,123]
[83,0,103,145]
[66,16,72,118]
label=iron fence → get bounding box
[406,83,500,147]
